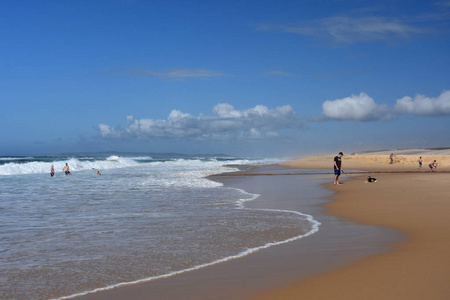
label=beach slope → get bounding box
[255,155,450,300]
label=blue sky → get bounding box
[1,0,449,156]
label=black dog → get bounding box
[367,176,377,183]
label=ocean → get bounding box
[0,154,320,300]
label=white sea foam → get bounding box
[106,155,120,161]
[52,189,320,300]
[0,156,259,190]
[2,154,322,300]
[0,155,281,177]
[0,156,34,161]
[134,159,241,188]
[128,156,154,160]
[0,157,140,176]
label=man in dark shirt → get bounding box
[333,152,344,185]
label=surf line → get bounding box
[52,189,321,300]
[215,170,450,177]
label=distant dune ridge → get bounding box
[283,148,450,171]
[351,147,450,156]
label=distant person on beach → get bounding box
[428,160,438,172]
[418,157,423,169]
[389,153,395,164]
[50,165,55,177]
[63,163,71,175]
[333,152,344,185]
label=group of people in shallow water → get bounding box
[50,163,101,177]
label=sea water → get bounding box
[0,154,319,300]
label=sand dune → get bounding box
[283,154,450,172]
[352,148,450,156]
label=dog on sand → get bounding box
[367,176,377,183]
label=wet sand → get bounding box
[255,155,450,299]
[72,165,399,300]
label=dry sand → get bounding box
[254,154,450,300]
[281,154,450,172]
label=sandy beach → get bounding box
[257,153,450,299]
[72,151,450,300]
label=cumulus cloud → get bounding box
[394,90,450,115]
[322,92,390,121]
[99,103,302,140]
[321,91,450,121]
[98,124,121,138]
[258,15,429,45]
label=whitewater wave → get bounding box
[127,158,240,188]
[0,155,281,178]
[0,157,140,176]
[0,156,35,161]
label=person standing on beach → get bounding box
[333,152,344,185]
[418,157,423,169]
[390,153,395,164]
[63,163,71,175]
[50,165,55,177]
[428,160,438,172]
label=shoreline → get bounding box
[56,176,321,300]
[72,164,400,300]
[254,156,450,299]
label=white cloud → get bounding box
[322,92,390,121]
[99,103,302,140]
[258,16,429,45]
[394,90,450,115]
[321,91,450,121]
[98,124,120,138]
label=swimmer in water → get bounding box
[63,163,71,175]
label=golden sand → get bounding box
[281,154,450,172]
[253,155,450,300]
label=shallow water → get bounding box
[0,155,319,300]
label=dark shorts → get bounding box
[334,168,341,175]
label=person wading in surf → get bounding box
[63,163,71,175]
